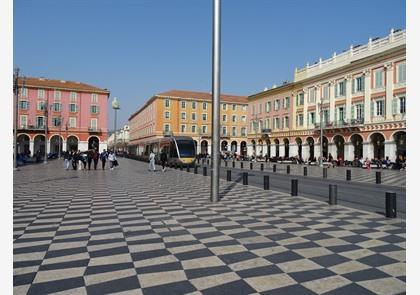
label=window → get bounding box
[181,125,186,133]
[222,126,227,135]
[353,76,365,93]
[266,101,271,112]
[37,116,45,128]
[21,87,28,97]
[232,115,237,122]
[393,96,406,114]
[69,103,78,113]
[264,118,270,129]
[52,117,61,127]
[69,117,76,128]
[338,107,345,122]
[90,118,97,129]
[181,112,186,120]
[308,112,315,125]
[242,105,247,111]
[322,109,330,123]
[164,124,170,132]
[297,93,304,106]
[191,113,196,120]
[283,116,289,128]
[53,102,62,112]
[192,101,197,109]
[202,125,207,133]
[70,92,77,101]
[322,84,329,99]
[252,105,256,115]
[91,93,98,103]
[202,102,207,110]
[181,101,186,109]
[296,114,304,126]
[165,99,170,108]
[399,96,406,114]
[222,103,227,110]
[222,114,227,122]
[232,104,237,111]
[38,89,45,99]
[192,125,196,133]
[202,113,207,121]
[90,105,100,114]
[20,115,27,128]
[309,88,316,103]
[374,69,384,88]
[37,101,45,111]
[54,90,61,100]
[19,101,29,110]
[375,100,384,116]
[274,117,280,129]
[284,97,290,108]
[354,104,364,120]
[164,111,170,119]
[232,127,237,136]
[397,62,406,83]
[241,115,246,122]
[258,103,262,114]
[274,99,280,111]
[336,80,346,97]
[241,127,246,136]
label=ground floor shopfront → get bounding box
[16,131,108,156]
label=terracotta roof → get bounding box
[17,77,110,94]
[156,90,248,104]
[129,89,248,121]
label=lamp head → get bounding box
[112,97,120,109]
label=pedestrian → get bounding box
[63,151,70,170]
[81,152,87,170]
[93,149,99,170]
[365,157,371,170]
[100,149,108,170]
[108,151,116,170]
[160,150,167,172]
[87,150,93,170]
[149,150,156,172]
[71,151,78,170]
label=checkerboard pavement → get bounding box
[14,159,406,294]
[222,161,406,187]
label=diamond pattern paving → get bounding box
[14,159,405,294]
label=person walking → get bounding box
[63,151,70,170]
[149,150,156,172]
[108,151,116,170]
[87,150,93,170]
[160,150,167,172]
[100,149,108,170]
[71,151,78,170]
[93,149,99,170]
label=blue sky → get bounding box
[14,0,405,129]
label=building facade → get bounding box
[248,29,406,162]
[107,124,130,152]
[16,77,110,156]
[128,90,248,156]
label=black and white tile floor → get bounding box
[14,159,405,294]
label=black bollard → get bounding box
[385,192,397,218]
[232,161,235,168]
[194,165,198,174]
[273,164,276,172]
[261,163,264,171]
[291,179,298,196]
[207,159,210,165]
[329,184,338,205]
[303,166,307,176]
[376,171,381,184]
[250,162,253,170]
[264,175,269,190]
[346,169,351,181]
[203,166,207,176]
[243,172,248,185]
[241,162,244,169]
[187,165,190,172]
[225,160,228,167]
[227,170,231,182]
[323,168,327,179]
[287,165,290,174]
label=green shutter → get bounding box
[334,107,337,123]
[392,98,397,114]
[343,106,346,120]
[343,80,347,96]
[361,77,365,91]
[334,84,338,97]
[351,105,355,119]
[352,79,355,94]
[361,104,364,119]
[370,101,375,117]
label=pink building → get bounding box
[16,77,110,156]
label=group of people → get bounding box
[63,149,119,171]
[147,150,168,172]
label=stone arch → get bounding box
[295,137,302,159]
[88,136,100,151]
[201,140,208,155]
[33,134,46,155]
[231,141,238,153]
[251,140,256,156]
[240,141,247,156]
[350,134,364,160]
[393,131,406,159]
[67,135,79,152]
[274,139,280,158]
[49,135,63,155]
[333,135,345,160]
[265,138,271,157]
[17,134,30,155]
[306,137,315,161]
[370,132,385,159]
[321,136,328,158]
[283,138,290,158]
[221,140,228,151]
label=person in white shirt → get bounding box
[108,151,116,170]
[149,151,156,172]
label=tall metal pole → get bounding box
[114,108,117,152]
[13,68,19,171]
[58,116,62,158]
[44,103,49,164]
[210,0,221,202]
[319,97,324,167]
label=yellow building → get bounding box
[128,90,248,156]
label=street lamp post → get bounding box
[13,68,20,171]
[43,103,50,164]
[112,97,120,152]
[319,96,324,167]
[58,116,62,158]
[210,0,221,202]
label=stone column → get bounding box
[385,63,394,120]
[279,144,285,158]
[29,140,34,157]
[289,143,298,158]
[364,71,371,123]
[384,140,397,162]
[363,142,373,160]
[344,142,353,161]
[62,140,67,152]
[346,75,352,120]
[329,81,335,124]
[46,139,51,153]
[329,143,337,160]
[314,144,320,161]
[301,143,309,161]
[270,144,276,157]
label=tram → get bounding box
[134,136,196,166]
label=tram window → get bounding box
[170,141,178,157]
[176,140,195,157]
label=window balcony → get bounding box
[88,128,101,133]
